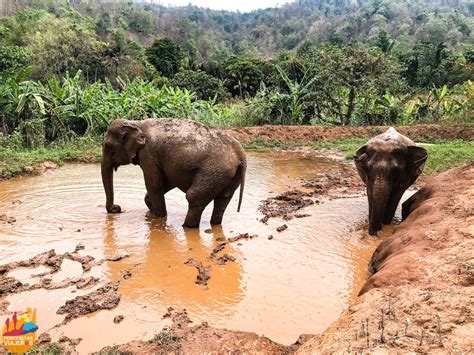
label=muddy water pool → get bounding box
[0,150,407,352]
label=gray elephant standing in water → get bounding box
[101,118,246,228]
[354,127,428,235]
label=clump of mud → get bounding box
[259,162,365,223]
[227,233,257,243]
[215,254,236,265]
[0,246,129,297]
[184,258,212,286]
[56,281,121,324]
[0,214,16,224]
[259,190,316,223]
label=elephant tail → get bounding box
[237,158,246,213]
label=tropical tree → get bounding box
[146,38,184,78]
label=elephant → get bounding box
[353,127,428,236]
[101,118,246,228]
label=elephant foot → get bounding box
[150,209,167,218]
[106,204,122,213]
[182,221,200,229]
[210,217,223,225]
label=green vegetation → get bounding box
[0,1,472,179]
[153,330,179,345]
[0,138,101,179]
[28,342,64,355]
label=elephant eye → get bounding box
[117,131,127,142]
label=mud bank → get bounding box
[96,163,473,354]
[226,124,474,143]
[298,162,474,353]
[98,308,304,354]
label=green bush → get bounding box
[171,70,228,101]
[146,38,184,78]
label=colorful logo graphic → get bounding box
[1,308,38,353]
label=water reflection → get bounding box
[0,150,399,351]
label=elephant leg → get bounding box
[141,156,167,217]
[184,174,220,228]
[210,173,241,225]
[210,195,234,225]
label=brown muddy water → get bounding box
[0,150,409,352]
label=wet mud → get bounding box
[259,160,365,223]
[0,150,388,352]
[56,281,121,324]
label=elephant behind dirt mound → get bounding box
[101,118,247,228]
[353,127,428,236]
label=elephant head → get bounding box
[101,119,146,213]
[354,137,427,235]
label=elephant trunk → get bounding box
[368,177,391,235]
[101,147,120,213]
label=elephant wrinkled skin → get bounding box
[354,127,428,236]
[101,118,247,228]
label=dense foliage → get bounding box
[0,0,472,151]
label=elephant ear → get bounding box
[353,145,369,184]
[122,121,145,147]
[121,121,146,158]
[406,145,428,186]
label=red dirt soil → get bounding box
[226,124,474,143]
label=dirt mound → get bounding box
[297,162,474,353]
[99,308,300,354]
[226,124,474,143]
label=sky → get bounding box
[157,0,293,12]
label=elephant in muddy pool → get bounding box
[353,127,428,235]
[101,118,247,228]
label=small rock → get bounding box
[7,217,16,224]
[276,224,288,232]
[58,336,82,346]
[120,269,132,280]
[162,306,174,319]
[216,254,236,265]
[12,200,23,205]
[113,315,124,324]
[37,333,52,344]
[268,235,274,240]
[74,243,85,252]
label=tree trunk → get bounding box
[344,87,356,125]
